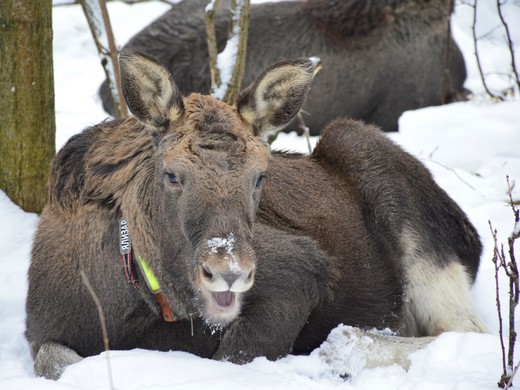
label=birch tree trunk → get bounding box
[80,0,128,117]
[0,0,56,213]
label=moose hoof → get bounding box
[34,341,83,380]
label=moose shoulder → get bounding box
[26,50,486,380]
[99,0,468,133]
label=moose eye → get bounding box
[255,175,266,188]
[166,173,179,185]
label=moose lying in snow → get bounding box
[27,49,486,380]
[99,0,468,133]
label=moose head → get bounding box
[117,49,316,325]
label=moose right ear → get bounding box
[236,57,319,137]
[119,49,184,130]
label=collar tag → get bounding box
[119,218,131,255]
[137,256,161,293]
[118,212,175,322]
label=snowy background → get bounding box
[1,0,520,388]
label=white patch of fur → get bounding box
[401,228,488,335]
[199,287,242,326]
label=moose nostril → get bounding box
[202,264,213,281]
[247,269,255,282]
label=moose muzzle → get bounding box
[196,233,256,324]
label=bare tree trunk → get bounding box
[0,0,56,214]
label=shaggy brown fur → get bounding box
[27,50,484,380]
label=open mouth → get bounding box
[211,291,236,309]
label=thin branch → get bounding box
[492,176,520,388]
[205,0,223,90]
[80,271,114,390]
[424,158,477,191]
[293,113,313,154]
[79,0,128,117]
[490,221,508,384]
[100,0,128,116]
[496,0,520,93]
[471,0,503,100]
[206,0,251,104]
[222,0,250,104]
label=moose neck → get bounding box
[118,211,177,322]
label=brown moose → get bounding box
[99,0,468,133]
[26,49,485,380]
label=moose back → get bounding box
[99,0,468,133]
[27,50,486,379]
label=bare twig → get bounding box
[80,271,114,390]
[100,0,128,117]
[425,158,478,191]
[492,176,520,388]
[471,0,503,100]
[490,221,508,385]
[293,113,313,154]
[496,0,520,94]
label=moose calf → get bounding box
[27,49,485,380]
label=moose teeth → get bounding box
[212,291,235,307]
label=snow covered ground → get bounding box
[1,1,520,388]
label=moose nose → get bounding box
[200,261,255,293]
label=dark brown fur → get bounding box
[27,51,484,380]
[100,0,467,133]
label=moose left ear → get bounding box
[119,48,184,131]
[237,57,319,137]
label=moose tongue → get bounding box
[212,291,234,307]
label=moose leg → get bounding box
[212,293,312,363]
[212,226,336,363]
[404,260,488,335]
[313,119,486,336]
[318,326,434,377]
[33,341,83,380]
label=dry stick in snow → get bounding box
[491,176,519,389]
[80,270,115,390]
[491,221,509,387]
[80,0,128,117]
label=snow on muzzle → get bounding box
[198,233,256,321]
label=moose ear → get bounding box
[119,48,184,130]
[236,57,319,137]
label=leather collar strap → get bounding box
[119,212,175,322]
